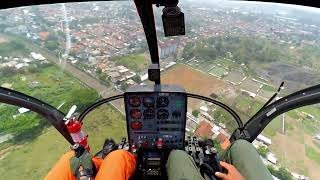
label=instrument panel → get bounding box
[124,85,187,150]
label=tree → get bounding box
[132,75,142,84]
[267,165,293,180]
[0,66,16,77]
[63,89,100,112]
[46,34,58,41]
[120,81,129,91]
[11,40,25,49]
[257,146,269,158]
[45,41,59,51]
[192,110,200,117]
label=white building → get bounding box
[15,63,29,69]
[267,153,277,165]
[291,172,308,180]
[140,73,148,81]
[30,52,46,60]
[272,175,280,180]
[211,124,221,135]
[241,89,257,98]
[200,106,209,113]
[18,107,30,114]
[256,134,272,146]
[187,112,198,124]
[164,62,176,69]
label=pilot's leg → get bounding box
[44,151,76,180]
[166,150,205,180]
[219,139,273,180]
[95,150,137,180]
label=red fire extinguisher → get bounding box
[65,119,90,151]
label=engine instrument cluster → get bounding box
[124,85,187,150]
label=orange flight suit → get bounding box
[44,150,137,180]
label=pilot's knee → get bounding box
[104,149,137,165]
[108,149,132,158]
[60,151,75,161]
[169,149,188,158]
[230,139,253,152]
[168,149,191,163]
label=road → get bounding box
[3,33,126,114]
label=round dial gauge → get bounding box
[143,97,155,107]
[157,109,169,119]
[143,109,155,119]
[129,96,141,107]
[157,96,169,108]
[130,109,142,119]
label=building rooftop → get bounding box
[194,121,213,138]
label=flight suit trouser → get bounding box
[166,140,274,180]
[44,150,137,180]
[45,140,273,180]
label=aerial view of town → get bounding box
[0,1,320,179]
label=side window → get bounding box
[0,103,69,179]
[256,105,320,180]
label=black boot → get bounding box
[102,138,117,158]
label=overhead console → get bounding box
[124,84,187,150]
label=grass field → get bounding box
[113,54,149,72]
[0,64,94,108]
[240,78,262,92]
[249,101,264,116]
[262,85,276,92]
[262,116,282,137]
[0,40,28,57]
[0,104,125,180]
[305,145,320,166]
[209,66,227,78]
[234,95,253,112]
[0,64,100,136]
[224,71,245,84]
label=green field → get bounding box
[305,145,320,166]
[224,71,244,84]
[262,85,276,92]
[240,79,261,92]
[0,104,125,180]
[234,95,253,113]
[209,66,227,77]
[262,116,282,137]
[250,101,264,116]
[0,40,28,57]
[0,64,100,137]
[112,54,149,72]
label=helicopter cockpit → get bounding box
[0,0,320,180]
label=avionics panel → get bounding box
[124,85,187,150]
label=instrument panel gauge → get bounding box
[143,97,155,107]
[157,96,169,108]
[157,109,169,119]
[129,96,141,107]
[130,109,142,119]
[143,108,155,119]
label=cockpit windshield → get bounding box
[0,1,320,179]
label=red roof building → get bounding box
[38,32,50,41]
[194,121,213,138]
